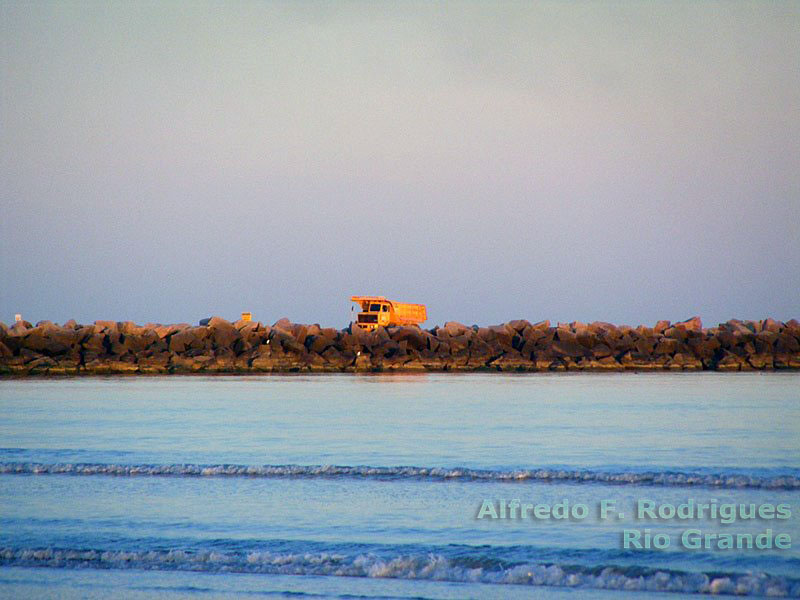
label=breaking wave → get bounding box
[1,462,798,490]
[1,547,797,597]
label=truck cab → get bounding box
[355,300,391,329]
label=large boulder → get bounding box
[107,331,129,356]
[272,318,293,332]
[663,327,688,342]
[168,327,210,353]
[447,334,470,354]
[320,346,346,367]
[153,324,187,339]
[82,332,106,355]
[117,321,141,334]
[748,354,774,369]
[652,320,670,334]
[587,321,616,334]
[716,351,747,371]
[555,326,577,344]
[442,321,469,336]
[634,336,657,356]
[476,327,496,342]
[776,333,800,353]
[306,333,335,354]
[784,319,800,338]
[667,353,703,370]
[575,330,598,349]
[207,317,241,349]
[551,340,587,358]
[761,318,784,333]
[291,324,309,346]
[690,336,720,359]
[22,324,74,355]
[507,319,532,334]
[674,316,702,331]
[487,324,515,347]
[591,343,613,358]
[9,321,32,335]
[121,329,159,353]
[277,331,305,355]
[753,331,777,353]
[654,338,679,355]
[389,326,427,351]
[136,351,171,373]
[724,320,755,336]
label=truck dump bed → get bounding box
[391,301,427,325]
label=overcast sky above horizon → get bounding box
[1,1,798,329]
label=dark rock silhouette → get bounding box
[1,316,798,375]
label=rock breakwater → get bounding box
[1,316,798,375]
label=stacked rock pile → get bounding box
[1,316,798,375]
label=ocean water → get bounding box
[0,372,798,599]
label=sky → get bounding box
[1,1,798,329]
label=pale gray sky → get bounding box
[2,1,798,328]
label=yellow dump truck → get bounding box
[350,296,427,331]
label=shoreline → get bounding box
[2,316,799,376]
[5,370,799,380]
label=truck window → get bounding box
[370,304,381,312]
[382,305,388,312]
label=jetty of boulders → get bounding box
[1,316,798,375]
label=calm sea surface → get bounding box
[1,373,798,598]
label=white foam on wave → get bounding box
[1,547,797,597]
[0,462,798,489]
